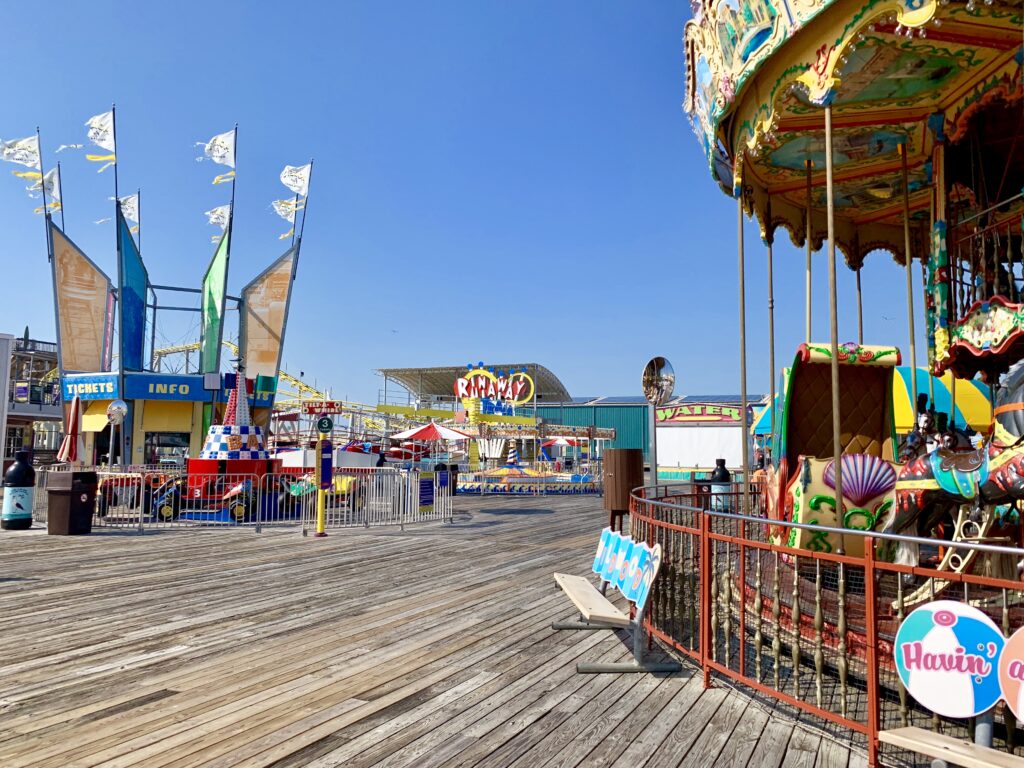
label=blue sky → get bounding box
[0,1,927,403]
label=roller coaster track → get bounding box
[151,341,327,414]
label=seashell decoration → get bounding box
[823,453,897,507]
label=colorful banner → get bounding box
[50,221,112,373]
[200,225,230,373]
[240,245,297,380]
[118,208,149,371]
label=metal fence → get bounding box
[29,466,453,533]
[456,459,604,496]
[631,482,1024,767]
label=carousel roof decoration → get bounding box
[684,0,1024,266]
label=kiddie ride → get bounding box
[149,372,303,524]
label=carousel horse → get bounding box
[885,364,1024,592]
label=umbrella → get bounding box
[541,437,580,448]
[389,422,472,442]
[56,395,83,464]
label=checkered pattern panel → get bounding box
[200,424,267,459]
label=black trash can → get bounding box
[47,471,98,535]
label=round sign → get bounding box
[316,416,334,433]
[894,600,1004,718]
[641,357,675,406]
[999,626,1024,719]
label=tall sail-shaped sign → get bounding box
[50,220,113,373]
[200,225,230,373]
[117,207,148,370]
[240,244,298,382]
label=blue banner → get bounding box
[125,373,207,401]
[118,210,148,371]
[62,373,119,401]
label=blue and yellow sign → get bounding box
[125,373,207,402]
[62,373,120,401]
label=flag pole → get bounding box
[35,127,49,223]
[291,192,299,247]
[297,158,314,246]
[57,161,65,230]
[111,103,119,201]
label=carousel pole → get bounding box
[856,265,864,344]
[766,198,777,444]
[737,160,751,515]
[900,142,919,414]
[806,159,814,342]
[824,106,844,532]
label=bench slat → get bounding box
[879,727,1024,768]
[553,573,631,628]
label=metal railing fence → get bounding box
[631,482,1024,768]
[27,466,453,533]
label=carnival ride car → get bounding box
[764,342,902,557]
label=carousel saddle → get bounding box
[930,447,989,499]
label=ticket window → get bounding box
[144,432,190,466]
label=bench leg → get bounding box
[576,613,682,675]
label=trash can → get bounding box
[603,448,643,531]
[47,471,98,535]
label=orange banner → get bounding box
[240,246,297,379]
[51,222,112,373]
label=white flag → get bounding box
[1,136,41,169]
[55,143,83,153]
[280,163,311,197]
[85,111,115,152]
[198,129,235,168]
[28,167,61,201]
[205,204,231,230]
[119,193,139,223]
[271,198,303,223]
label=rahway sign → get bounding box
[302,400,344,415]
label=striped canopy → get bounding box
[751,367,992,436]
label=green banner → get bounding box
[200,228,230,373]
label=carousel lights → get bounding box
[966,0,975,11]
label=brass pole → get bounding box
[738,166,751,515]
[806,159,813,342]
[825,105,844,531]
[901,142,919,415]
[856,265,864,344]
[767,214,777,446]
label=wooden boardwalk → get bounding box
[0,495,867,767]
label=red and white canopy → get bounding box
[541,437,580,448]
[389,422,472,442]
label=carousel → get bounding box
[685,0,1024,583]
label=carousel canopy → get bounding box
[378,363,571,402]
[684,0,1024,266]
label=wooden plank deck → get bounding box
[0,495,865,767]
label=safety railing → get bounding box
[456,460,603,496]
[630,482,1024,767]
[29,466,453,532]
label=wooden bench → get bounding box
[552,527,681,674]
[879,726,1024,768]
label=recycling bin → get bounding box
[47,471,98,535]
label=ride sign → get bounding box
[316,416,334,433]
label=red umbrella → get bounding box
[389,422,472,442]
[56,394,82,464]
